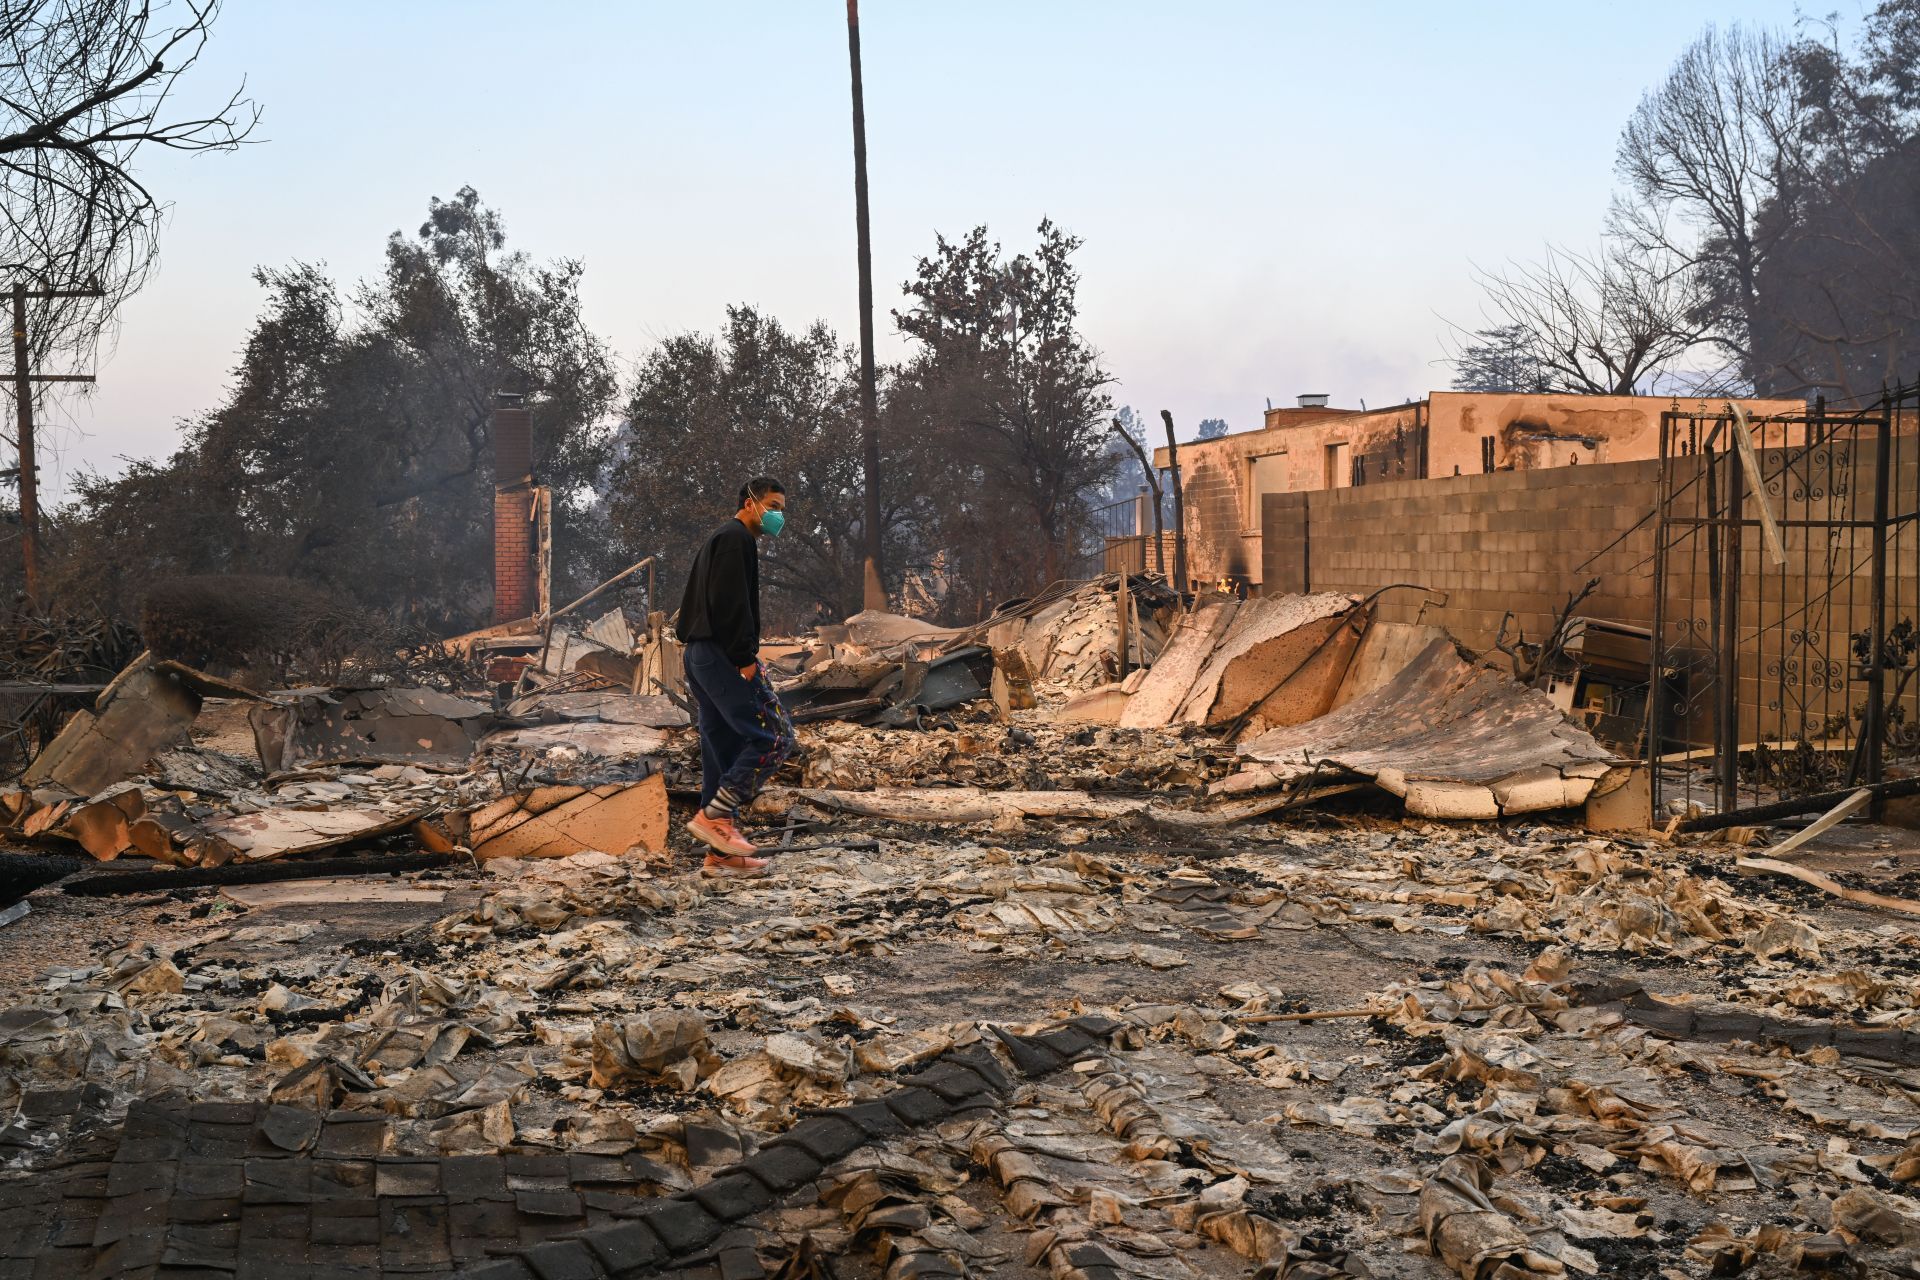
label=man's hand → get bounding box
[738,662,758,681]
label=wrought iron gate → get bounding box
[1649,391,1920,817]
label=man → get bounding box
[677,477,798,876]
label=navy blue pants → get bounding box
[684,639,797,812]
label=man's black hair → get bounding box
[739,477,785,507]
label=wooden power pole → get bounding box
[10,280,102,606]
[847,0,885,612]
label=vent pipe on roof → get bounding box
[1297,393,1329,409]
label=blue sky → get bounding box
[40,0,1832,502]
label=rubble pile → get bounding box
[2,789,1920,1274]
[4,577,1920,1274]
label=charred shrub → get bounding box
[141,574,378,684]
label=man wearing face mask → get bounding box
[676,477,798,876]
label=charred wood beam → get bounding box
[62,851,459,898]
[1673,774,1920,832]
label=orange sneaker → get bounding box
[685,811,762,858]
[702,852,771,878]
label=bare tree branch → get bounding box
[0,0,257,381]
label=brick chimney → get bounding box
[492,392,535,624]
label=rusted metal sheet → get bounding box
[1226,638,1617,818]
[21,654,263,796]
[465,774,667,860]
[1119,592,1364,738]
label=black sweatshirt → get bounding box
[677,519,761,667]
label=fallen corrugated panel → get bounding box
[581,608,635,654]
[537,627,617,677]
[480,722,674,758]
[1118,593,1364,736]
[572,648,636,687]
[22,653,261,796]
[465,774,667,859]
[1223,638,1617,818]
[196,806,428,863]
[775,647,995,727]
[1172,592,1364,733]
[1016,583,1169,689]
[1118,602,1238,729]
[1328,621,1453,710]
[839,610,966,655]
[249,687,494,773]
[502,689,688,727]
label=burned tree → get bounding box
[1610,23,1797,387]
[605,305,939,627]
[1459,243,1714,395]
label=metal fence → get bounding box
[1649,381,1920,816]
[1066,493,1166,582]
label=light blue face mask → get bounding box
[760,509,785,537]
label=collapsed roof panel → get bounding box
[1226,637,1618,818]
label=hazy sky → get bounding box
[38,0,1830,503]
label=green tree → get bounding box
[1449,323,1554,392]
[604,305,932,628]
[893,219,1115,608]
[50,188,616,628]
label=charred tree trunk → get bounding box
[1161,409,1189,595]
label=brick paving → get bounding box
[0,1021,1110,1279]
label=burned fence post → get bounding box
[847,0,885,611]
[1717,430,1743,815]
[1867,403,1893,806]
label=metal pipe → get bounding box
[11,284,32,604]
[546,555,656,626]
[1647,410,1672,811]
[1718,438,1744,814]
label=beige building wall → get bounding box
[1155,391,1804,592]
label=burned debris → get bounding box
[3,566,1920,1279]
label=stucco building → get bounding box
[1149,390,1805,593]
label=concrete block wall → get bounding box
[1264,459,1663,654]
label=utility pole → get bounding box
[10,280,102,607]
[847,0,885,612]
